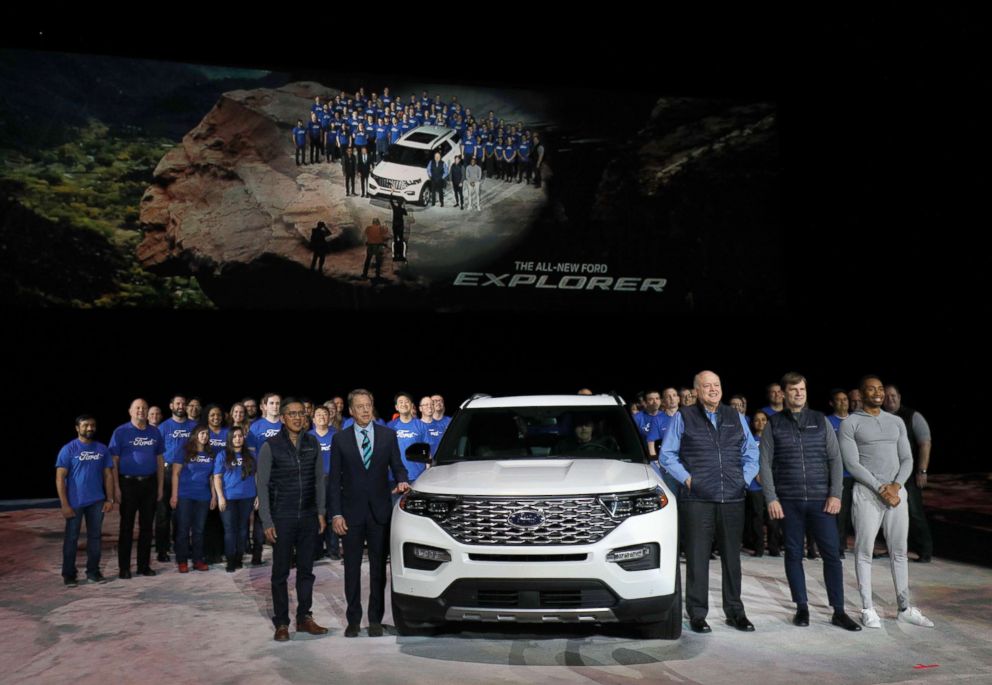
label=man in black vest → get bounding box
[256,398,328,642]
[659,370,759,633]
[342,147,357,196]
[330,389,410,637]
[426,149,448,206]
[758,373,861,631]
[883,385,933,562]
[450,154,465,209]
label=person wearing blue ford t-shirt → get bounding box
[56,415,114,586]
[212,426,257,572]
[156,395,197,562]
[659,371,760,634]
[375,118,388,163]
[109,398,164,579]
[388,393,428,485]
[308,112,324,164]
[309,406,340,560]
[292,119,307,166]
[171,426,217,573]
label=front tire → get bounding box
[635,562,683,639]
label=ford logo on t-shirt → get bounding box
[507,510,544,529]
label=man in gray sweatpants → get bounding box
[838,375,934,629]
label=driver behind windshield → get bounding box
[552,414,620,454]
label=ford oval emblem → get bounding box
[508,509,545,528]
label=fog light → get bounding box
[606,546,650,563]
[412,545,451,563]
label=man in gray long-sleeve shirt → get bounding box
[465,156,483,211]
[839,376,933,629]
[256,397,328,641]
[758,372,860,631]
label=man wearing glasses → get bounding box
[256,398,328,641]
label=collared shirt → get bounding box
[353,421,375,454]
[658,409,760,486]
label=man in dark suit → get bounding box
[357,146,372,197]
[330,389,410,637]
[342,147,357,196]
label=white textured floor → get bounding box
[1,508,990,685]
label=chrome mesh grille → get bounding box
[373,174,408,190]
[438,497,619,545]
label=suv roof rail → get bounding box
[460,393,492,409]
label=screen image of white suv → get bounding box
[390,394,682,638]
[368,125,461,206]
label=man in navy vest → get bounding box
[426,150,448,207]
[758,373,861,631]
[256,398,328,641]
[659,370,759,634]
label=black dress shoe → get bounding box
[344,624,360,638]
[689,618,711,633]
[118,570,132,579]
[157,553,171,562]
[727,615,755,631]
[368,623,384,637]
[831,612,862,631]
[138,568,157,577]
[64,576,78,587]
[793,608,810,626]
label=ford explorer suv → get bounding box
[390,394,681,638]
[368,125,461,205]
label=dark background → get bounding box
[1,12,985,498]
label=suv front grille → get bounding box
[438,497,621,545]
[372,174,408,190]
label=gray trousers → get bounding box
[852,482,910,611]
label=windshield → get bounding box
[384,144,433,167]
[435,406,647,464]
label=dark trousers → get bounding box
[63,501,104,578]
[296,146,306,165]
[321,478,341,555]
[430,179,444,206]
[310,252,326,271]
[204,507,224,561]
[345,173,356,195]
[680,499,745,620]
[905,478,933,558]
[452,182,463,208]
[174,498,209,564]
[518,159,531,182]
[836,475,854,555]
[271,515,318,627]
[342,515,389,626]
[533,161,542,187]
[220,498,254,562]
[310,141,322,163]
[744,489,782,555]
[362,244,385,278]
[780,499,844,609]
[250,511,265,562]
[359,173,369,196]
[118,475,156,572]
[155,476,173,554]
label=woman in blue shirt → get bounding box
[212,426,257,572]
[170,426,217,572]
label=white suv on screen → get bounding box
[368,125,461,206]
[390,394,682,638]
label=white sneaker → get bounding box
[861,608,882,628]
[897,606,934,627]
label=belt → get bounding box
[120,474,154,481]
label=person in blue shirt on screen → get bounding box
[56,415,113,586]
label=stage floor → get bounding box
[1,507,990,685]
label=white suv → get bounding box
[390,394,682,638]
[368,125,461,206]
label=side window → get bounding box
[451,132,462,144]
[439,141,453,158]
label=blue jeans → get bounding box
[62,501,104,578]
[175,498,210,564]
[781,498,844,608]
[220,498,253,563]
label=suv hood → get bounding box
[372,161,426,180]
[411,459,656,497]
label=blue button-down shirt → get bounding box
[352,421,375,455]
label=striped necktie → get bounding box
[361,429,371,469]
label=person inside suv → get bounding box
[552,413,620,454]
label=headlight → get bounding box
[598,487,668,519]
[399,491,458,521]
[408,178,422,185]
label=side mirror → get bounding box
[405,442,432,464]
